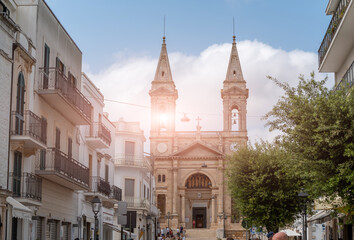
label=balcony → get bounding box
[111,185,122,201]
[84,177,121,207]
[90,176,111,197]
[37,67,92,125]
[123,196,150,210]
[335,60,354,90]
[35,148,89,190]
[10,110,47,149]
[318,0,354,71]
[9,172,42,206]
[114,155,152,172]
[85,122,111,149]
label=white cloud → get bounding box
[84,39,330,151]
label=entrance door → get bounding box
[192,207,207,228]
[196,214,204,228]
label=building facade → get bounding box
[0,1,19,239]
[316,0,353,239]
[150,36,248,238]
[78,73,121,240]
[6,0,91,238]
[114,118,158,240]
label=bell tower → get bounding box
[221,36,248,132]
[149,37,178,137]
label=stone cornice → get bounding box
[155,155,224,161]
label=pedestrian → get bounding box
[273,232,288,240]
[267,232,275,240]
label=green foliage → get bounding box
[226,141,303,232]
[264,73,354,220]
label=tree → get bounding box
[264,73,354,219]
[226,141,303,232]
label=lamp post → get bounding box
[298,189,309,240]
[219,212,227,238]
[91,196,101,240]
[165,211,172,230]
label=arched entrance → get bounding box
[184,173,213,229]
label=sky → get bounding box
[46,0,334,150]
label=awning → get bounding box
[6,197,32,220]
[280,229,301,237]
[307,210,331,222]
[103,223,137,238]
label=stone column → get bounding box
[212,197,215,223]
[218,159,224,216]
[181,194,185,224]
[173,166,178,214]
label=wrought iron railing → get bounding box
[9,172,42,201]
[111,185,122,201]
[10,110,47,145]
[124,196,150,209]
[86,122,112,145]
[318,0,351,66]
[335,60,354,91]
[114,155,152,170]
[36,148,89,187]
[38,67,92,122]
[90,176,111,197]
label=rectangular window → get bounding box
[41,117,47,144]
[125,179,135,197]
[147,188,150,200]
[105,165,109,182]
[56,57,65,75]
[13,151,22,197]
[125,141,135,160]
[40,149,46,170]
[68,137,72,159]
[43,44,50,89]
[55,127,60,149]
[89,154,92,176]
[144,185,146,199]
[157,194,166,216]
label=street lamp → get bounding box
[165,211,172,230]
[91,196,101,240]
[298,189,309,240]
[219,212,227,238]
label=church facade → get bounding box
[150,36,248,237]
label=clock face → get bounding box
[230,143,239,152]
[157,142,168,153]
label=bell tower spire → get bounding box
[221,35,248,132]
[149,37,178,135]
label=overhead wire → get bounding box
[85,95,264,119]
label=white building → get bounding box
[1,0,95,239]
[114,119,159,240]
[78,73,121,240]
[318,0,354,91]
[0,1,19,239]
[316,0,353,239]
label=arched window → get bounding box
[15,72,25,134]
[231,108,239,131]
[158,175,161,182]
[185,173,212,188]
[162,175,166,182]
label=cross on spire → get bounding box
[196,116,202,132]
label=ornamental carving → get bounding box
[185,173,212,189]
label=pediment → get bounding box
[149,86,177,96]
[172,141,223,157]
